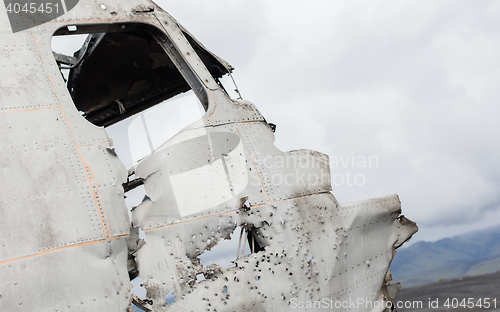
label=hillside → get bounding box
[395,271,500,312]
[390,224,500,287]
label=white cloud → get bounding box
[153,0,500,243]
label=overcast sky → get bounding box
[149,0,500,244]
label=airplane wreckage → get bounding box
[0,0,417,311]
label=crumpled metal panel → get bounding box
[1,239,131,311]
[0,1,152,310]
[136,193,415,311]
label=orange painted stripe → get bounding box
[23,18,126,26]
[143,192,325,233]
[47,18,125,24]
[0,107,58,114]
[145,210,234,232]
[207,89,218,119]
[87,163,112,238]
[0,235,128,265]
[83,163,109,238]
[145,202,269,232]
[27,28,111,239]
[77,140,112,148]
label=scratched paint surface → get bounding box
[0,1,417,311]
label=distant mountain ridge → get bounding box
[390,224,500,287]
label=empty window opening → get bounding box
[51,23,233,128]
[51,25,202,127]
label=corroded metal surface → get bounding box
[0,1,417,311]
